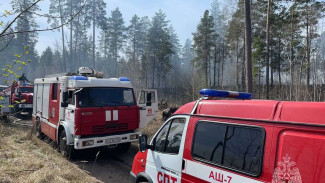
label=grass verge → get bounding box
[139,112,164,139]
[0,123,102,183]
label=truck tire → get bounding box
[114,142,131,154]
[59,130,74,159]
[35,118,44,139]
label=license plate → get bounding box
[105,137,121,144]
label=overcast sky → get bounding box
[0,0,233,54]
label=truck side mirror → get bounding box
[62,91,68,102]
[139,134,153,152]
[146,92,152,106]
[61,91,69,107]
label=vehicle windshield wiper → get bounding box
[75,88,83,95]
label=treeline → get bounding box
[1,0,325,103]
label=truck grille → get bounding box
[92,122,128,133]
[29,96,33,103]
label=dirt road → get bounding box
[73,145,138,183]
[8,118,138,183]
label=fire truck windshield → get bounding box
[19,87,33,93]
[77,87,136,107]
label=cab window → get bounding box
[68,91,75,105]
[52,83,58,100]
[139,91,155,104]
[153,118,185,154]
[192,121,265,176]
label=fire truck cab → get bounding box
[32,67,158,157]
[131,89,325,183]
[1,82,33,116]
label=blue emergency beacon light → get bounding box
[199,89,253,100]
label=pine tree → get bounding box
[39,47,54,76]
[244,0,253,93]
[193,10,216,87]
[297,0,325,86]
[89,0,106,68]
[48,0,67,71]
[11,0,40,79]
[181,39,193,74]
[146,10,172,88]
[106,8,127,77]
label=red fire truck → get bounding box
[131,89,325,183]
[32,67,158,157]
[1,81,33,117]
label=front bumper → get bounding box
[129,172,136,183]
[74,131,141,149]
[19,104,32,108]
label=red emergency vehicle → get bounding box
[131,89,325,183]
[32,67,158,157]
[1,81,34,117]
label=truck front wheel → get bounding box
[59,130,74,159]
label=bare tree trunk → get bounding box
[92,0,96,68]
[74,12,80,70]
[221,41,225,89]
[208,57,211,87]
[265,0,271,99]
[289,9,294,101]
[214,46,217,87]
[218,49,220,87]
[236,37,239,91]
[258,60,261,99]
[205,54,208,87]
[192,56,195,100]
[277,36,281,88]
[313,52,317,101]
[245,0,253,93]
[241,36,246,91]
[306,5,311,87]
[69,0,73,72]
[271,45,274,87]
[299,56,304,100]
[58,0,66,72]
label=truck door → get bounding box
[49,84,60,123]
[138,89,158,128]
[64,90,75,134]
[145,115,189,183]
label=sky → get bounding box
[0,0,233,54]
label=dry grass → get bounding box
[139,112,164,139]
[0,123,102,183]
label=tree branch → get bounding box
[0,0,88,37]
[26,10,63,19]
[0,29,15,53]
[0,0,42,37]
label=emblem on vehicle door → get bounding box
[147,108,153,116]
[272,154,302,183]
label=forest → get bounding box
[0,0,325,104]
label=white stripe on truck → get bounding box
[113,110,118,121]
[183,160,265,183]
[106,110,111,121]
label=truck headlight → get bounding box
[82,140,94,147]
[130,134,139,140]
